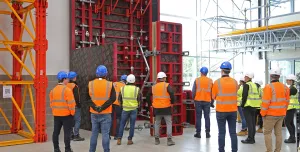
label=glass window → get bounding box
[183,57,197,90]
[295,60,300,75]
[270,60,294,83]
[160,0,197,17]
[161,15,197,56]
[296,0,300,12]
[270,1,291,16]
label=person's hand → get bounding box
[95,106,102,112]
[210,103,215,108]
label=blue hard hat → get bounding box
[121,75,127,81]
[68,71,77,79]
[200,67,208,74]
[96,65,108,77]
[220,61,232,70]
[57,71,68,80]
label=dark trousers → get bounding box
[111,104,122,137]
[243,107,257,140]
[216,112,238,152]
[285,109,296,138]
[256,109,263,128]
[53,115,73,150]
[195,101,211,133]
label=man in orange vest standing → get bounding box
[192,66,213,138]
[112,75,127,140]
[67,71,85,141]
[50,71,76,152]
[146,72,175,146]
[212,61,238,152]
[260,68,290,152]
[88,65,116,152]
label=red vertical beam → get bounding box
[34,0,48,142]
[129,3,134,73]
[81,1,86,48]
[71,0,76,50]
[88,2,93,47]
[11,3,23,133]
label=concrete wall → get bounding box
[0,0,70,131]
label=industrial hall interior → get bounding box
[1,0,300,152]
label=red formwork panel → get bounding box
[183,90,195,125]
[149,21,184,137]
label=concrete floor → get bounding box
[0,113,297,152]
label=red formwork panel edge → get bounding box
[149,21,184,137]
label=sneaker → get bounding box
[241,138,255,144]
[54,149,61,152]
[117,139,121,145]
[256,128,263,133]
[237,130,247,136]
[155,138,160,145]
[194,133,201,138]
[114,137,118,140]
[206,133,211,138]
[73,135,85,141]
[65,148,73,152]
[167,138,175,146]
[127,140,133,145]
[284,137,296,143]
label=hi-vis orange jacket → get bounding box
[212,76,238,112]
[152,82,171,108]
[113,81,126,106]
[260,81,290,117]
[88,79,113,114]
[49,84,76,116]
[194,76,213,102]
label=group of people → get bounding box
[193,61,298,152]
[49,65,175,152]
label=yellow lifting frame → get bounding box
[0,0,35,2]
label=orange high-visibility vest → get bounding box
[212,77,238,112]
[194,76,213,102]
[67,82,80,101]
[88,79,113,114]
[152,82,171,108]
[49,84,76,116]
[113,81,126,106]
[260,82,290,116]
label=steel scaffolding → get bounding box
[0,0,48,146]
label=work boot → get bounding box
[54,149,61,152]
[117,138,121,145]
[127,140,133,145]
[167,138,175,146]
[114,136,118,140]
[70,134,74,140]
[237,130,247,136]
[73,135,85,141]
[241,138,255,144]
[155,138,160,145]
[206,132,211,138]
[256,128,263,133]
[284,137,296,143]
[65,148,73,152]
[194,133,201,138]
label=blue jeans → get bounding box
[73,107,81,135]
[195,101,211,133]
[111,105,122,137]
[89,114,111,152]
[118,109,137,140]
[238,106,247,130]
[216,112,238,152]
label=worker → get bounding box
[237,76,247,136]
[240,72,261,144]
[50,71,76,152]
[254,79,264,133]
[112,74,127,140]
[146,72,175,146]
[192,66,213,138]
[284,74,298,143]
[261,68,289,152]
[212,61,238,152]
[117,74,142,145]
[67,71,85,141]
[88,65,116,152]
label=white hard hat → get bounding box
[245,72,254,79]
[157,72,167,79]
[255,80,263,86]
[126,74,136,83]
[270,68,281,76]
[286,74,297,81]
[239,76,244,81]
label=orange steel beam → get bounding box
[18,4,34,14]
[220,21,300,36]
[0,41,34,46]
[0,10,11,15]
[0,0,34,3]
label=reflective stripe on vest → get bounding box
[152,83,170,100]
[262,83,288,104]
[245,82,261,108]
[216,79,237,105]
[51,86,75,112]
[121,85,139,111]
[196,79,212,92]
[288,86,299,110]
[113,81,125,105]
[237,86,243,106]
[90,81,110,101]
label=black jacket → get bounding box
[69,81,81,108]
[146,82,175,116]
[290,85,297,96]
[241,80,260,108]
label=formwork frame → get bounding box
[0,0,48,146]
